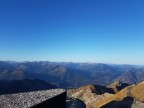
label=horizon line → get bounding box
[0,60,144,66]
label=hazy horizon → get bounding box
[0,0,144,64]
[1,60,144,66]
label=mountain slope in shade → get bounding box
[67,97,86,108]
[67,81,144,108]
[0,79,57,95]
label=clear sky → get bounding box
[0,0,144,64]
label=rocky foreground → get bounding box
[0,89,65,108]
[67,81,144,108]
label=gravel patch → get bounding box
[0,89,65,108]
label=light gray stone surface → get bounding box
[0,89,65,108]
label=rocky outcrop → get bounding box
[67,84,114,108]
[67,81,144,108]
[107,80,130,93]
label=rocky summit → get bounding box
[67,81,144,108]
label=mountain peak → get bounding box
[107,80,130,93]
[111,80,123,86]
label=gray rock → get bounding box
[0,89,65,108]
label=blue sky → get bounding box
[0,0,144,64]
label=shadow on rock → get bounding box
[66,97,86,108]
[101,97,134,108]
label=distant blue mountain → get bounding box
[0,61,144,88]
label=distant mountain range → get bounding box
[0,61,144,88]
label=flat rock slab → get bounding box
[0,89,65,108]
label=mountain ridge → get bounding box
[0,61,144,88]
